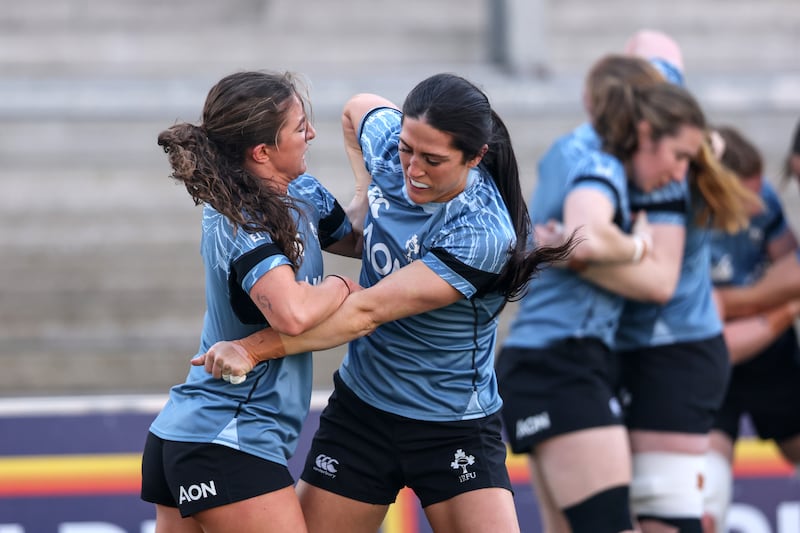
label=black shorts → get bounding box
[299,372,512,508]
[618,335,730,434]
[714,328,800,442]
[140,432,294,517]
[496,338,624,454]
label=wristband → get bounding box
[326,274,351,295]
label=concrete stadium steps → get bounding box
[548,0,800,73]
[0,158,357,396]
[0,160,203,394]
[2,0,800,396]
[0,0,487,76]
[4,74,797,180]
[3,0,797,76]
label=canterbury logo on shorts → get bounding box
[313,454,339,478]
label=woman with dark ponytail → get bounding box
[194,72,575,532]
[141,70,360,533]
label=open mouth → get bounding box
[408,178,431,190]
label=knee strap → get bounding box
[563,485,633,533]
[702,451,732,530]
[638,516,703,533]
[630,452,705,518]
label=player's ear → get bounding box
[467,144,488,168]
[249,143,270,164]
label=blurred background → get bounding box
[2,0,799,397]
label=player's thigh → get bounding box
[527,456,571,533]
[194,486,307,533]
[297,480,388,533]
[424,487,519,533]
[708,429,735,462]
[535,425,632,508]
[154,504,203,533]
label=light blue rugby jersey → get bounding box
[339,107,516,422]
[615,180,722,350]
[710,181,789,287]
[503,124,633,350]
[150,174,351,466]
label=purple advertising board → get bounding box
[0,394,797,532]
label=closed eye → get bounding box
[399,145,444,166]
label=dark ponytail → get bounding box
[403,73,576,300]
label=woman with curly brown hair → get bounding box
[140,70,359,533]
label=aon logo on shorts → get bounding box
[179,481,217,504]
[516,412,551,439]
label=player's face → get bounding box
[630,123,704,192]
[398,117,484,204]
[265,96,316,189]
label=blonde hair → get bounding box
[586,54,757,234]
[690,139,761,233]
